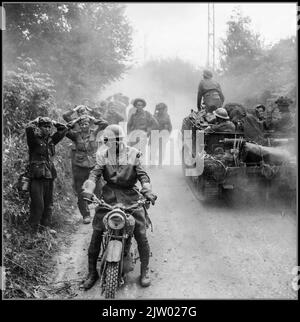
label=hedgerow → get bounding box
[3,57,75,298]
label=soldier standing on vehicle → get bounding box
[197,69,225,112]
[205,107,235,133]
[81,124,157,290]
[25,117,68,233]
[66,115,108,224]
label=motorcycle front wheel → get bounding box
[104,262,119,299]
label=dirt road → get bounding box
[50,166,297,299]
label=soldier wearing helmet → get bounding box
[127,98,158,135]
[271,96,294,135]
[65,115,108,224]
[224,103,265,143]
[197,69,225,112]
[25,116,68,233]
[81,124,157,290]
[154,103,172,133]
[127,98,159,164]
[205,108,235,133]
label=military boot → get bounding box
[82,256,99,290]
[140,265,151,287]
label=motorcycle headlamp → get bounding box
[107,213,125,230]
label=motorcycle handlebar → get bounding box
[85,194,149,211]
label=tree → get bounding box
[3,57,56,136]
[4,3,133,104]
[219,8,263,75]
[219,9,296,107]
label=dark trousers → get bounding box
[88,208,150,272]
[73,166,91,218]
[29,178,54,229]
[73,165,103,218]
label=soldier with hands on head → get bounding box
[25,116,68,234]
[65,114,108,224]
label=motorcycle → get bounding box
[85,194,151,299]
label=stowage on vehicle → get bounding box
[181,104,296,204]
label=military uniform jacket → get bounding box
[66,120,108,168]
[26,124,67,179]
[154,112,172,133]
[197,79,225,110]
[88,144,151,206]
[127,110,159,134]
[210,120,236,133]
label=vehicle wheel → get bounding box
[104,262,119,299]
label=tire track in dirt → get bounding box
[50,166,297,299]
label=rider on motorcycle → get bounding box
[81,124,157,290]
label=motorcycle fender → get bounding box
[106,240,123,262]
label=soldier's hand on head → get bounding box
[54,121,67,130]
[87,115,96,121]
[29,117,41,125]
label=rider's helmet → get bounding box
[213,107,229,120]
[103,124,125,142]
[203,69,213,79]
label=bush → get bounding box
[3,57,76,298]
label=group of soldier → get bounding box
[24,93,174,290]
[194,69,294,143]
[23,69,294,291]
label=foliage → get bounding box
[3,56,56,136]
[219,9,296,108]
[219,8,263,76]
[3,58,75,298]
[4,3,133,103]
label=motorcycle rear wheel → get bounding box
[104,262,119,299]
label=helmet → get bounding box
[203,69,213,79]
[275,96,291,107]
[155,102,167,111]
[99,100,108,107]
[38,117,52,127]
[213,107,229,120]
[103,124,125,141]
[255,104,266,111]
[132,98,146,107]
